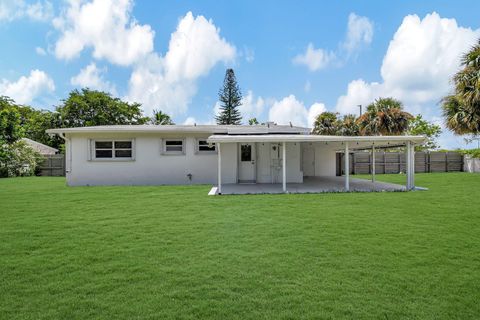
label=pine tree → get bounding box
[215,69,242,125]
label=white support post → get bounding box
[345,142,350,191]
[282,142,286,193]
[371,145,376,184]
[410,142,415,190]
[217,143,222,195]
[406,141,411,190]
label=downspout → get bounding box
[56,132,72,174]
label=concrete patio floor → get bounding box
[210,176,407,195]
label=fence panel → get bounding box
[38,154,65,176]
[338,151,463,175]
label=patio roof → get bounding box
[207,134,426,150]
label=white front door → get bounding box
[302,145,315,176]
[238,143,256,183]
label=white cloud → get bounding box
[35,46,47,56]
[183,117,196,125]
[269,95,308,126]
[25,0,53,21]
[212,101,222,118]
[336,79,381,114]
[307,102,327,128]
[0,69,55,104]
[342,13,374,54]
[239,90,264,121]
[127,11,236,116]
[293,13,372,71]
[304,80,311,93]
[293,43,335,71]
[162,12,236,82]
[335,12,480,148]
[268,94,325,128]
[336,12,480,116]
[0,0,53,22]
[53,0,154,66]
[70,62,116,95]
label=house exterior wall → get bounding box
[66,133,304,186]
[255,142,302,183]
[286,142,303,183]
[314,144,337,176]
[300,142,337,177]
[66,132,219,186]
[219,142,237,184]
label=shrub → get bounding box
[461,148,480,159]
[0,140,42,177]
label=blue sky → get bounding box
[1,0,479,148]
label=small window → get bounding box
[93,140,133,160]
[164,139,185,154]
[241,145,252,162]
[197,139,216,153]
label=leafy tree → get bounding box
[0,101,24,143]
[57,89,149,127]
[1,96,63,148]
[0,96,15,110]
[312,112,341,135]
[215,69,242,125]
[357,97,413,135]
[248,118,259,125]
[442,39,480,136]
[407,114,442,150]
[151,110,174,125]
[16,105,62,149]
[0,139,42,177]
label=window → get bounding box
[241,144,252,161]
[197,139,216,153]
[163,139,185,154]
[93,140,133,160]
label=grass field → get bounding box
[1,173,479,319]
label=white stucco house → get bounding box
[47,124,425,194]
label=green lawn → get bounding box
[1,173,479,319]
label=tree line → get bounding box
[0,89,174,150]
[312,98,441,150]
[1,38,479,176]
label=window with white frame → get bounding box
[163,139,185,154]
[93,140,134,160]
[197,139,216,153]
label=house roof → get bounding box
[21,138,58,155]
[46,124,311,135]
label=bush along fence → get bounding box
[337,151,464,175]
[37,154,65,176]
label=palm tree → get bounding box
[357,97,413,135]
[151,110,174,125]
[442,39,480,135]
[312,112,340,135]
[338,114,359,136]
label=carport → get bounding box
[207,134,426,195]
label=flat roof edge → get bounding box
[206,134,426,143]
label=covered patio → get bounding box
[207,134,426,195]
